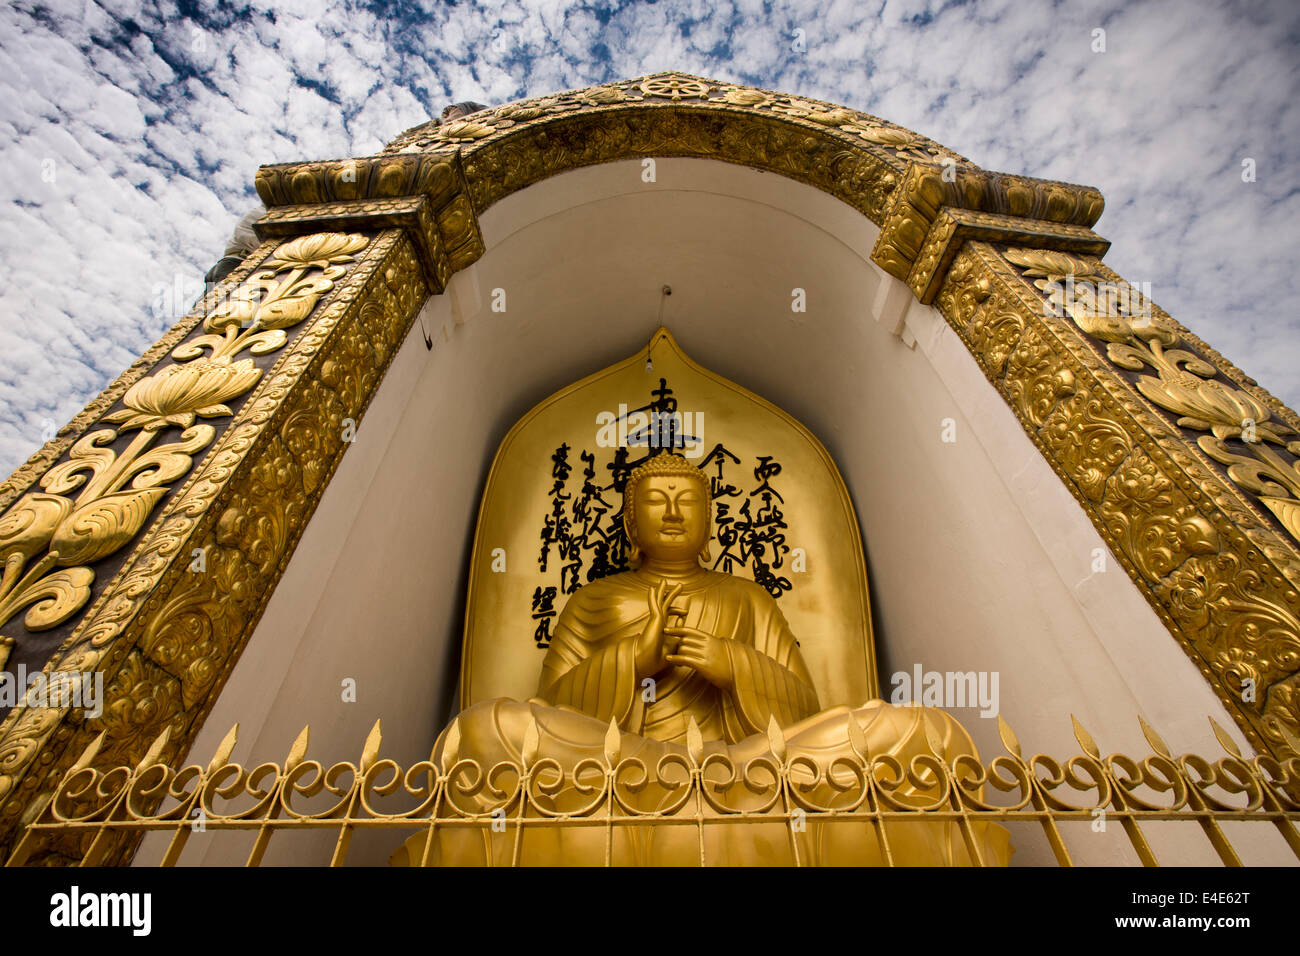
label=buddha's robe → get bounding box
[538,570,820,744]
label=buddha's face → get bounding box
[631,474,710,562]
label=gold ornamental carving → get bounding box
[936,242,1300,761]
[0,229,426,862]
[0,234,366,638]
[1005,248,1300,545]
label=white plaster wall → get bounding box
[137,158,1289,866]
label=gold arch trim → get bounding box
[0,71,1297,863]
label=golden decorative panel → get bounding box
[461,328,877,710]
[2,70,1298,863]
[0,230,427,861]
[935,243,1300,762]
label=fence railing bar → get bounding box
[8,714,1296,867]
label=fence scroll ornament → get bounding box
[9,713,1298,867]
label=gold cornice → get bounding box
[253,150,483,289]
[872,159,1105,282]
[254,71,1107,285]
[904,207,1109,304]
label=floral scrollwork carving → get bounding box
[1155,552,1300,699]
[0,233,368,642]
[1004,248,1300,543]
[1102,448,1219,583]
[1041,389,1133,502]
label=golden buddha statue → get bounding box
[395,453,1012,866]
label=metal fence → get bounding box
[7,712,1299,867]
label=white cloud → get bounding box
[0,0,1296,480]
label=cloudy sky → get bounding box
[1,0,1296,476]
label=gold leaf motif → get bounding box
[1071,714,1101,758]
[262,233,369,272]
[847,124,918,146]
[68,731,106,774]
[254,288,323,330]
[720,88,770,107]
[1260,495,1300,542]
[432,120,497,143]
[360,719,383,773]
[103,360,262,432]
[134,726,172,771]
[793,107,857,125]
[576,86,627,106]
[1137,372,1283,443]
[12,566,94,631]
[1138,716,1172,758]
[204,291,257,330]
[1003,248,1095,280]
[49,486,168,566]
[603,718,621,766]
[0,494,73,562]
[1208,716,1244,758]
[285,725,310,772]
[494,103,548,121]
[207,724,239,773]
[686,717,704,765]
[996,715,1022,759]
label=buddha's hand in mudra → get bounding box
[664,626,735,689]
[634,581,688,678]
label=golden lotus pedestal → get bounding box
[390,698,1014,867]
[393,813,1013,867]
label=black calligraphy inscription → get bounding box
[531,381,792,648]
[699,448,792,600]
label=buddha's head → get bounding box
[623,453,712,566]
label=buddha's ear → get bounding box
[623,508,639,564]
[699,539,711,563]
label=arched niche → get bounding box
[145,157,1276,866]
